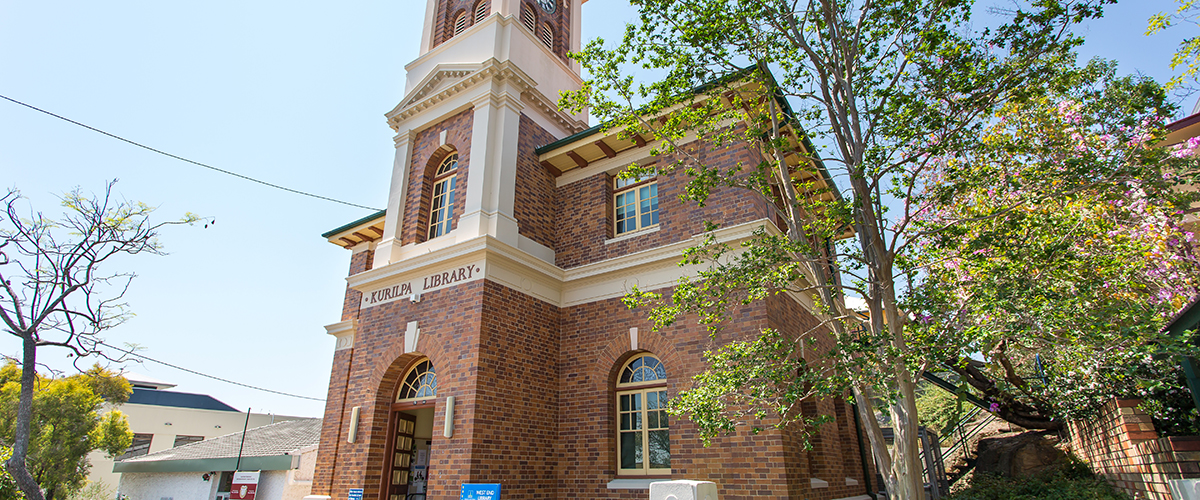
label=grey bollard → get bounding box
[649,480,718,500]
[1171,479,1200,500]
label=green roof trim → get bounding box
[321,209,387,239]
[533,64,840,201]
[113,455,296,473]
[533,66,757,156]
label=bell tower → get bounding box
[372,0,588,266]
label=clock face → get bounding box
[537,0,556,14]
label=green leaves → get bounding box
[667,329,835,446]
[908,68,1200,424]
[0,364,133,498]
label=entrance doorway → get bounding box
[381,405,435,500]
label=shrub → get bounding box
[947,461,1130,500]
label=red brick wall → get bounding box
[554,142,772,269]
[767,292,871,500]
[401,108,474,245]
[317,279,488,500]
[1070,398,1200,500]
[430,0,572,62]
[471,280,561,497]
[315,267,874,500]
[515,114,559,249]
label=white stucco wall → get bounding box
[280,445,318,500]
[117,471,218,500]
[118,470,302,500]
[91,405,305,493]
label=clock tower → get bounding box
[370,0,588,267]
[310,0,878,499]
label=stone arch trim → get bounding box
[357,343,452,493]
[416,144,460,244]
[596,326,682,392]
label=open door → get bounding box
[381,411,417,500]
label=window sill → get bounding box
[605,225,660,245]
[607,479,669,490]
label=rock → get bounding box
[974,431,1069,478]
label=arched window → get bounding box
[397,358,437,401]
[453,12,469,35]
[427,152,458,240]
[616,353,670,475]
[474,0,489,23]
[539,23,554,50]
[520,3,536,32]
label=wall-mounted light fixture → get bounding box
[443,396,455,438]
[347,406,361,443]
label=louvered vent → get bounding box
[521,5,536,32]
[475,1,489,23]
[539,24,553,50]
[454,13,468,35]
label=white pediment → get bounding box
[392,63,483,112]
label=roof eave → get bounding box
[113,454,296,473]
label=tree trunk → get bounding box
[6,335,46,500]
[889,370,925,500]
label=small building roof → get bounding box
[114,418,321,473]
[127,387,240,412]
[120,371,177,390]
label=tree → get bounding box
[0,364,132,500]
[1148,0,1200,93]
[561,0,1115,497]
[0,182,197,500]
[0,447,23,500]
[907,68,1200,430]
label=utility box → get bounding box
[649,480,718,500]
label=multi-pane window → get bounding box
[117,433,153,461]
[398,359,437,401]
[474,0,489,23]
[427,153,458,240]
[616,354,670,475]
[172,435,204,447]
[614,174,659,236]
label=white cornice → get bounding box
[387,59,585,134]
[325,319,357,351]
[346,219,814,313]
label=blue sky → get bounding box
[0,0,1191,418]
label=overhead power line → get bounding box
[0,94,382,212]
[98,341,326,402]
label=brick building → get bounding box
[306,1,875,499]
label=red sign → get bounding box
[230,471,260,500]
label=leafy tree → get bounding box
[907,68,1200,431]
[1148,0,1200,93]
[562,0,1115,497]
[0,446,23,500]
[0,182,197,500]
[0,364,132,500]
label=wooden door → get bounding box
[381,411,417,500]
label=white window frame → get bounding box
[427,153,458,240]
[397,358,437,401]
[615,354,670,476]
[613,174,659,236]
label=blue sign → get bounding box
[348,488,363,500]
[461,483,501,500]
